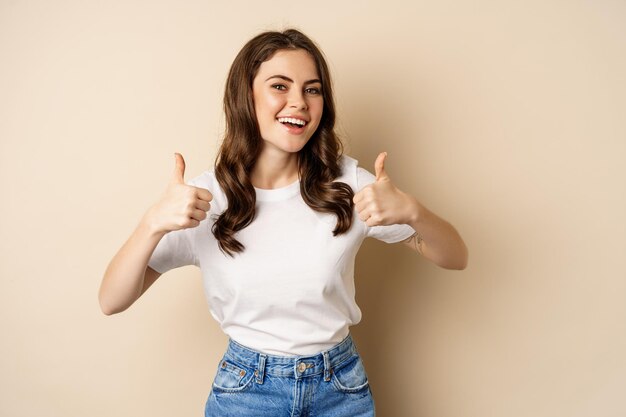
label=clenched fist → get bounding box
[353,152,418,227]
[142,153,213,234]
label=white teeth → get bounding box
[277,117,306,126]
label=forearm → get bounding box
[98,218,165,315]
[405,195,468,270]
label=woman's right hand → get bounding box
[142,153,213,235]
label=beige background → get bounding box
[1,0,625,416]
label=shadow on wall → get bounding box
[352,238,437,415]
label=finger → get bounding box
[172,153,186,184]
[374,152,389,182]
[177,215,198,229]
[366,211,386,226]
[354,186,373,205]
[358,207,371,222]
[365,216,379,227]
[354,200,368,214]
[353,190,364,205]
[185,218,200,228]
[195,200,211,212]
[195,187,213,202]
[190,208,208,222]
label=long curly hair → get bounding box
[212,29,354,256]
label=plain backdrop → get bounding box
[1,0,625,416]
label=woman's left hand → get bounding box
[353,152,419,227]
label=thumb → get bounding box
[172,153,186,184]
[374,152,389,181]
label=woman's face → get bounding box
[252,49,324,155]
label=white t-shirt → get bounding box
[148,155,415,356]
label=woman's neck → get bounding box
[250,149,300,190]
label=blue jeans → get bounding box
[204,334,375,416]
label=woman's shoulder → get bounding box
[339,154,358,170]
[335,154,357,188]
[337,154,373,191]
[338,153,359,174]
[186,169,216,189]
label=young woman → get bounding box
[99,29,467,417]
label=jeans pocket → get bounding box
[331,354,370,393]
[212,356,255,393]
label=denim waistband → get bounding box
[223,334,358,383]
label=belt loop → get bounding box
[255,354,267,384]
[323,350,331,382]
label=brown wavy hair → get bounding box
[212,28,354,256]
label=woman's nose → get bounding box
[288,90,307,110]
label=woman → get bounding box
[99,28,467,416]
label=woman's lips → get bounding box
[277,117,308,135]
[278,120,306,134]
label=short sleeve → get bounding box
[148,228,199,274]
[356,166,417,244]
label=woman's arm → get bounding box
[98,153,213,315]
[99,220,166,315]
[400,200,468,270]
[353,152,468,270]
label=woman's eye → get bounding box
[306,87,321,95]
[272,84,287,91]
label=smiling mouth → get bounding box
[277,117,308,128]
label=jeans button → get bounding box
[297,362,306,373]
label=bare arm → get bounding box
[98,153,212,315]
[354,152,468,270]
[401,201,468,270]
[98,221,165,315]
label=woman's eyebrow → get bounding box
[265,75,321,85]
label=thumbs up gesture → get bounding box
[142,153,213,234]
[353,152,417,227]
